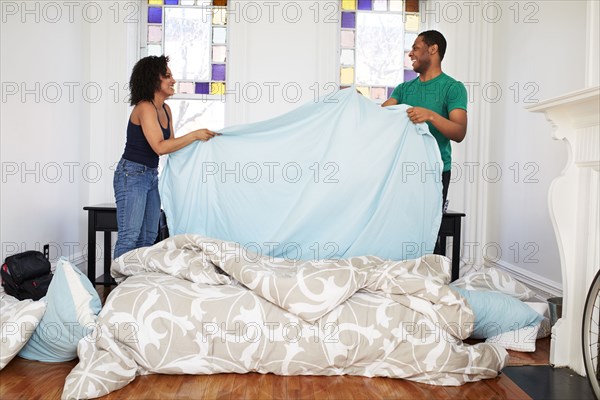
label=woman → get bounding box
[113,55,217,259]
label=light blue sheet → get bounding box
[160,88,443,261]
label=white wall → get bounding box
[485,1,587,287]
[0,1,132,267]
[1,2,89,264]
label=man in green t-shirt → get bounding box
[382,30,468,208]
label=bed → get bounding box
[61,234,509,399]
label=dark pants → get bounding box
[434,171,451,254]
[441,170,451,209]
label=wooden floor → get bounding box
[0,356,536,400]
[0,286,550,399]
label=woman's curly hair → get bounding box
[129,55,170,106]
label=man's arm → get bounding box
[381,97,398,107]
[406,107,467,143]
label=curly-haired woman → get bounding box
[113,55,217,259]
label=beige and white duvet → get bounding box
[62,235,507,399]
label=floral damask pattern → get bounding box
[62,235,508,399]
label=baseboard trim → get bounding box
[484,258,563,300]
[50,251,88,274]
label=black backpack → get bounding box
[1,245,53,301]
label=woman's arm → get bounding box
[138,102,216,155]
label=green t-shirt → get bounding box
[391,73,468,172]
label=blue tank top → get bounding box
[122,103,171,168]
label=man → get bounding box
[382,30,468,208]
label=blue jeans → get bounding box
[113,158,160,259]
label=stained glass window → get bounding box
[143,0,227,133]
[339,0,421,101]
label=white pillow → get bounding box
[18,258,101,362]
[451,266,536,301]
[0,294,46,369]
[485,323,540,352]
[524,301,549,318]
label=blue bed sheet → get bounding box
[159,88,443,261]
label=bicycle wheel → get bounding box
[583,269,600,399]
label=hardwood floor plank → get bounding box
[310,376,330,400]
[181,375,212,400]
[297,376,314,400]
[244,373,263,399]
[257,373,275,400]
[270,373,287,400]
[202,373,228,400]
[228,373,249,399]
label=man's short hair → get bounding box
[418,30,447,61]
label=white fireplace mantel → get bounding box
[527,86,600,375]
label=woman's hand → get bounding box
[194,129,219,141]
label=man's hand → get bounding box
[406,107,433,124]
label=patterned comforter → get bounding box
[62,235,508,399]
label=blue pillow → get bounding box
[18,258,102,362]
[453,287,544,339]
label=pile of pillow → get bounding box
[0,294,46,369]
[451,267,551,352]
[0,257,102,368]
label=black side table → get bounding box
[83,204,118,286]
[437,211,466,282]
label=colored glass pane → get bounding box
[195,82,210,94]
[341,0,356,10]
[340,49,354,65]
[211,82,225,95]
[357,0,372,10]
[148,25,162,43]
[341,30,355,48]
[148,7,162,23]
[212,46,226,62]
[165,7,211,80]
[405,14,419,31]
[340,67,354,85]
[213,0,227,6]
[404,51,412,69]
[404,69,417,81]
[148,0,163,5]
[355,13,404,86]
[213,27,227,43]
[371,87,386,100]
[341,12,356,29]
[212,64,226,81]
[405,0,419,12]
[387,87,395,98]
[389,0,403,12]
[213,9,226,25]
[168,99,225,134]
[164,0,178,5]
[356,86,370,98]
[178,82,195,94]
[147,44,162,56]
[373,0,386,11]
[405,32,417,50]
